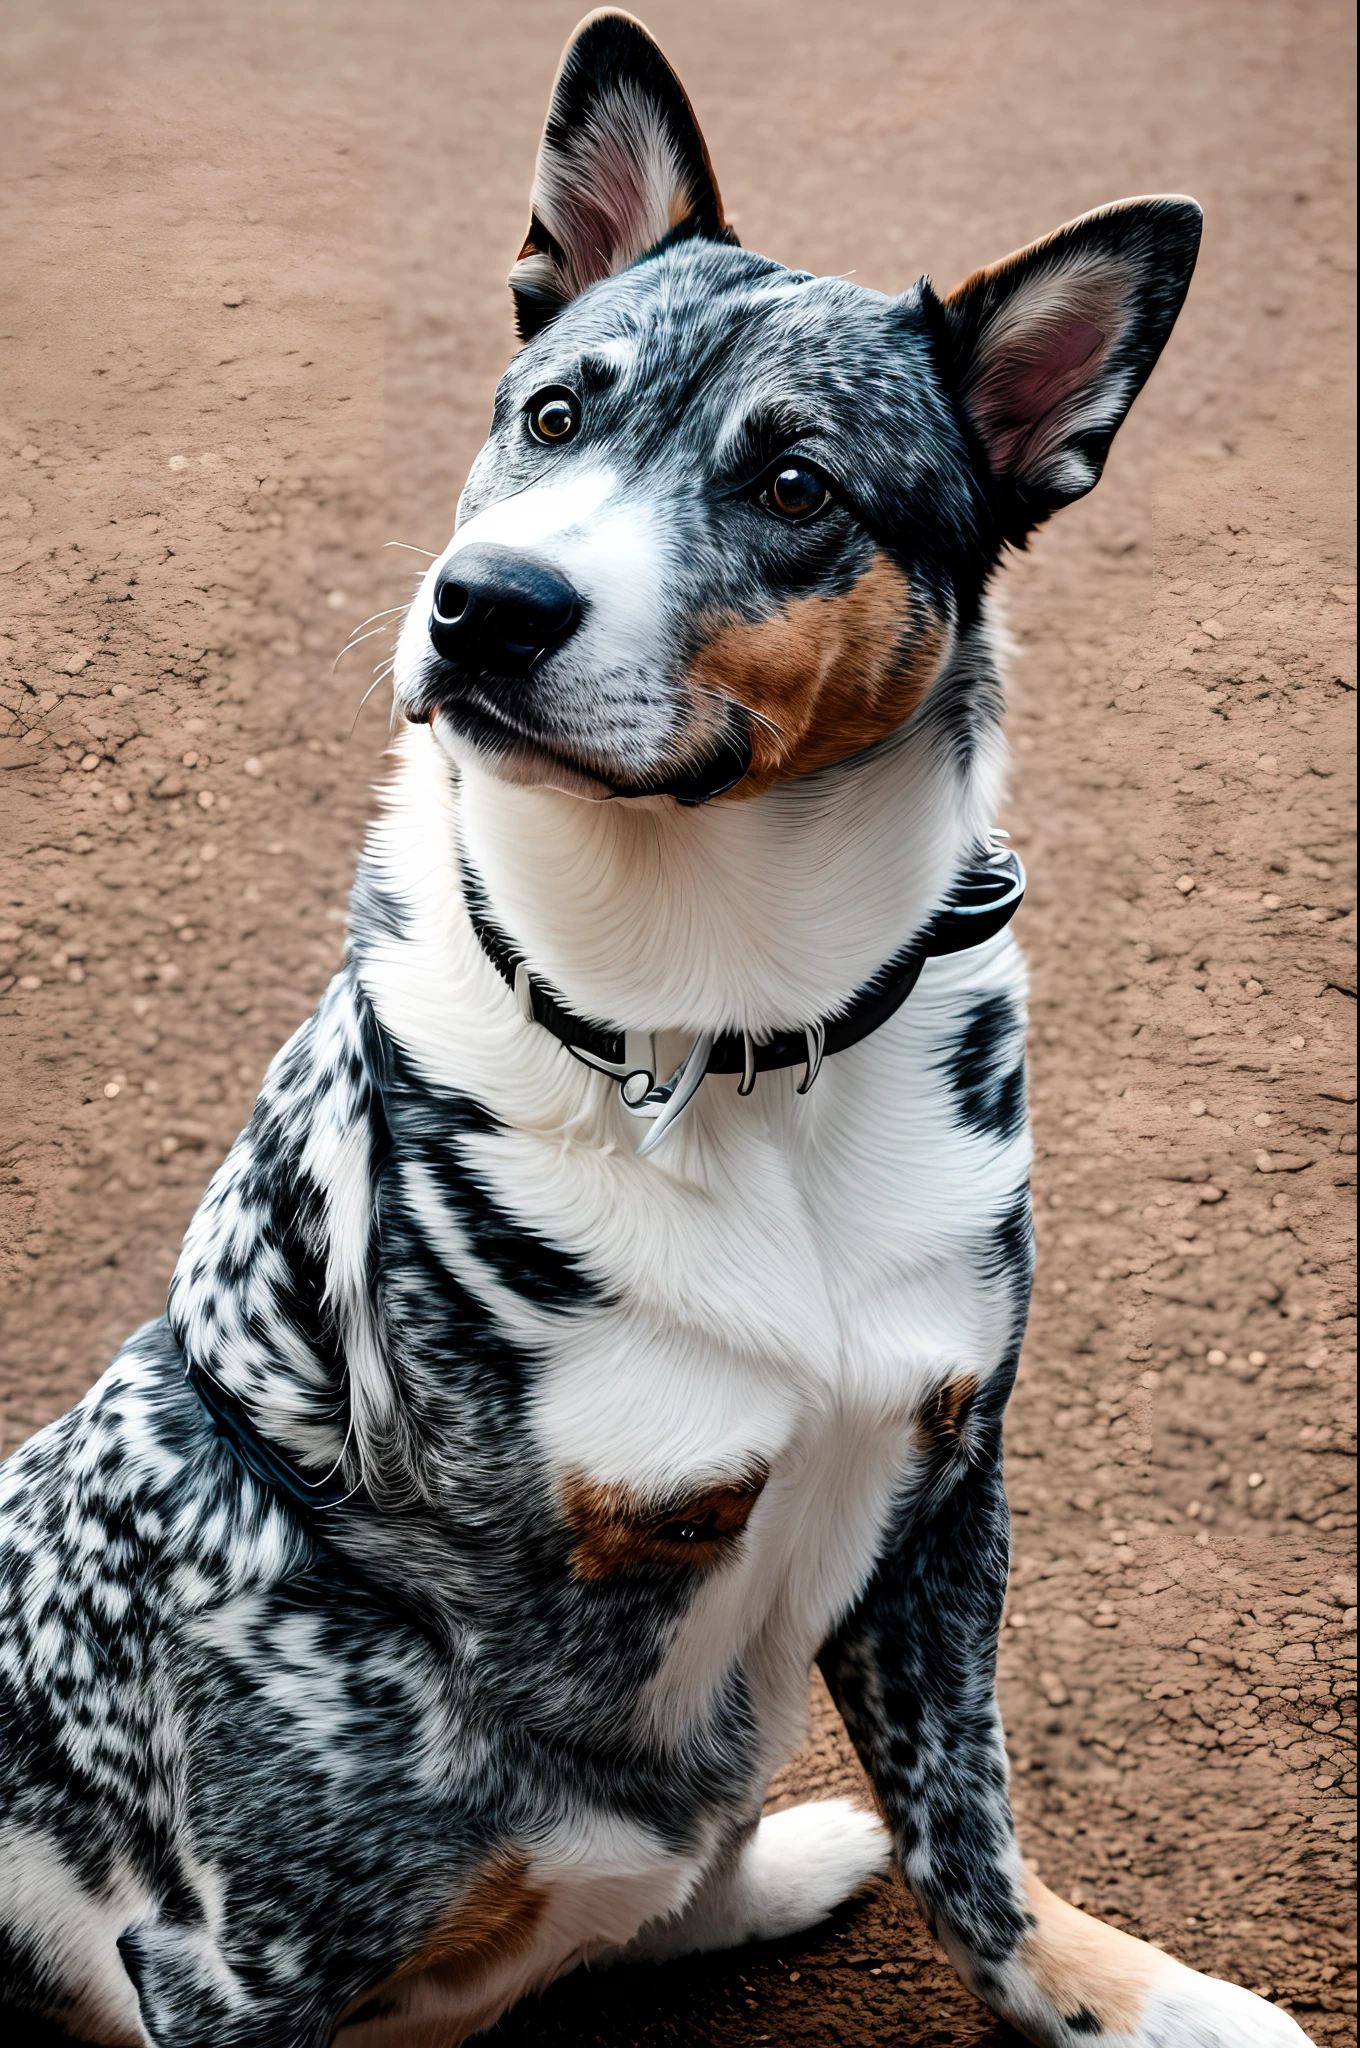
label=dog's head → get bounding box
[396,10,1200,804]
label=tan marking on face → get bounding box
[1022,1872,1164,2034]
[686,554,946,796]
[342,1853,546,2022]
[561,1467,768,1582]
[915,1374,979,1459]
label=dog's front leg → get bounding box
[817,1422,1314,2047]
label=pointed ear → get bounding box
[510,9,734,342]
[935,196,1202,538]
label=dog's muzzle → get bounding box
[429,542,583,678]
[422,539,750,806]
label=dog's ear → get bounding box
[934,197,1202,539]
[510,10,733,342]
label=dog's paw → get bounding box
[1134,1963,1317,2048]
[620,1798,889,1963]
[996,1876,1318,2048]
[735,1798,891,1944]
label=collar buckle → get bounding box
[567,1028,658,1105]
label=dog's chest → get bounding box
[442,990,1027,1685]
[359,900,1028,1719]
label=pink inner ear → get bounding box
[535,87,693,301]
[970,276,1126,478]
[555,127,656,295]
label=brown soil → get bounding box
[1,2,1354,2044]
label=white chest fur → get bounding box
[359,728,1029,1759]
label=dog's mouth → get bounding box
[418,688,752,807]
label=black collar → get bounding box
[461,839,1024,1095]
[188,842,1022,1513]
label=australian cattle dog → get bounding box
[0,11,1313,2046]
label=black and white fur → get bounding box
[0,13,1313,2047]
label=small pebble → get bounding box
[1262,893,1282,909]
[244,757,264,777]
[1189,1098,1206,1115]
[1254,1112,1272,1127]
[19,444,40,461]
[80,753,99,771]
[103,1082,120,1099]
[1176,875,1195,894]
[326,589,347,609]
[197,790,214,810]
[200,843,218,861]
[1248,1472,1264,1489]
[64,654,89,675]
[222,290,245,307]
[1248,1350,1267,1366]
[1207,1349,1227,1366]
[168,455,188,470]
[112,792,132,813]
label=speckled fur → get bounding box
[1,13,1309,2048]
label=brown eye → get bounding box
[767,464,829,520]
[529,392,578,443]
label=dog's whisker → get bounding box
[349,668,395,738]
[741,704,784,743]
[333,626,400,672]
[383,541,438,558]
[339,623,402,656]
[691,682,784,743]
[345,604,409,639]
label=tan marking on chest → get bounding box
[342,1854,546,2022]
[915,1375,979,1458]
[1021,1872,1162,2034]
[687,553,946,796]
[561,1467,768,1581]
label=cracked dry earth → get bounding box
[0,1,1355,2044]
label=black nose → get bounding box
[429,542,582,677]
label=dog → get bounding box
[0,11,1317,2047]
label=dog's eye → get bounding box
[659,1515,719,1545]
[528,391,579,444]
[764,464,830,521]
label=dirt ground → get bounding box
[1,1,1354,2042]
